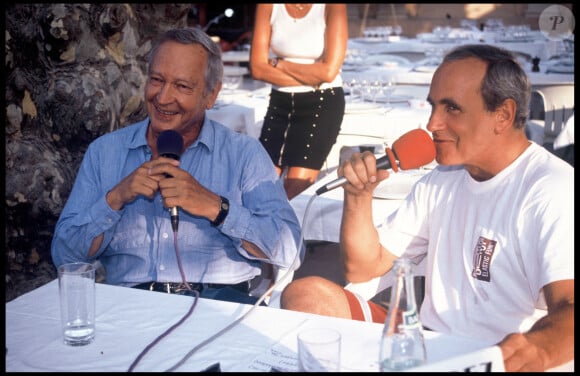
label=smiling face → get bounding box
[145,41,220,147]
[426,57,498,171]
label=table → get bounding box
[209,64,571,176]
[222,50,250,64]
[290,168,410,243]
[7,279,509,372]
[346,35,574,87]
[323,85,432,172]
[206,77,433,175]
[206,78,270,138]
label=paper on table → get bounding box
[409,345,505,372]
[246,319,306,372]
[247,318,381,372]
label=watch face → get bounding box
[221,202,229,210]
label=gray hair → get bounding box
[148,27,223,96]
[442,44,531,129]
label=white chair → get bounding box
[527,85,575,149]
[526,90,546,145]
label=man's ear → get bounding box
[494,98,516,134]
[206,82,222,109]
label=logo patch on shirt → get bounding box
[471,236,496,282]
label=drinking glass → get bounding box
[381,74,398,107]
[297,328,341,372]
[58,262,96,346]
[369,78,383,104]
[392,25,403,38]
[222,74,243,92]
[346,77,362,103]
[360,79,372,102]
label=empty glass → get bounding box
[298,328,341,372]
[58,262,96,346]
[392,25,403,38]
[381,74,398,107]
[222,74,243,92]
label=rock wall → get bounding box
[5,4,192,301]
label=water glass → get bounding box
[392,25,403,37]
[346,78,362,103]
[58,262,96,346]
[297,328,341,372]
[381,74,398,106]
[222,74,243,92]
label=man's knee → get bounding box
[281,276,329,309]
[281,276,351,318]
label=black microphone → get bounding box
[156,130,184,232]
[315,129,436,195]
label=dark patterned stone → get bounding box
[5,4,191,301]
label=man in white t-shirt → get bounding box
[281,44,574,372]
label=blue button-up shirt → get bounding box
[51,117,303,286]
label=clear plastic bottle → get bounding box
[379,258,426,371]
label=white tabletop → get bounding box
[222,50,250,63]
[346,36,574,87]
[206,79,433,175]
[291,168,412,243]
[7,279,509,372]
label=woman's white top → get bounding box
[270,4,342,92]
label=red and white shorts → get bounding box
[344,289,388,323]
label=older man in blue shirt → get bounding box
[51,27,303,305]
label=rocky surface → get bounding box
[5,4,192,302]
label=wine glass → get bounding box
[392,25,402,39]
[360,79,373,102]
[344,77,361,103]
[381,74,398,107]
[222,74,243,92]
[369,78,383,104]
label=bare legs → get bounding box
[280,276,353,319]
[282,166,320,200]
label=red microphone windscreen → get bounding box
[392,129,436,170]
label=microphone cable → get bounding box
[128,228,199,372]
[163,194,317,372]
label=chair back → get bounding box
[533,85,574,146]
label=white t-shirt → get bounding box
[378,142,574,343]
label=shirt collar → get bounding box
[125,116,217,154]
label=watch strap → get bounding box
[210,196,229,227]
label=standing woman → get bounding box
[250,4,348,199]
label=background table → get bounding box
[290,169,411,243]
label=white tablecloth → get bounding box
[207,81,432,175]
[6,279,507,372]
[7,279,573,371]
[291,169,408,243]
